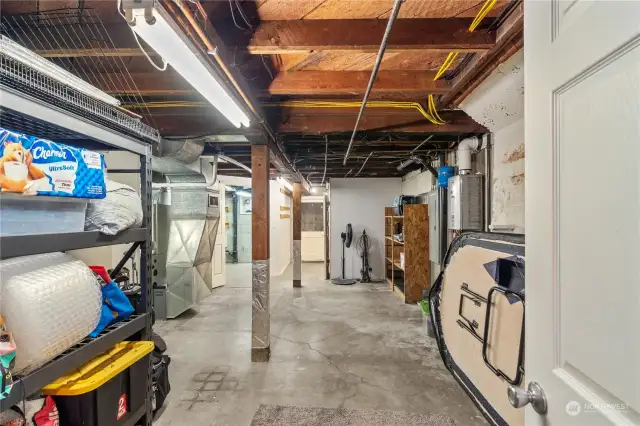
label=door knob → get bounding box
[507,381,547,415]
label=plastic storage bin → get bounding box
[0,195,87,236]
[42,341,153,426]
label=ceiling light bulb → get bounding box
[130,8,250,128]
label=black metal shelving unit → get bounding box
[0,47,157,426]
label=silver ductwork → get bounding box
[158,138,205,164]
[152,174,221,319]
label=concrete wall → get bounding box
[329,178,402,280]
[461,49,525,233]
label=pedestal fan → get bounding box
[356,230,372,283]
[332,224,356,285]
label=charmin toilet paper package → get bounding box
[0,127,106,199]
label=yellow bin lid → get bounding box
[42,341,154,396]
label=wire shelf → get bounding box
[0,52,159,143]
[0,8,160,143]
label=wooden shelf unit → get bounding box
[384,205,429,304]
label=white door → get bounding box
[526,1,640,425]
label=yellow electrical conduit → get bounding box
[428,0,498,122]
[121,100,447,126]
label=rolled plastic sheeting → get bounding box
[85,180,143,235]
[0,252,102,374]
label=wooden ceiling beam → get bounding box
[96,70,450,96]
[274,110,484,134]
[268,70,450,96]
[242,19,495,54]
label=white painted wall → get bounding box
[269,180,292,276]
[218,175,291,276]
[461,49,525,233]
[329,178,402,280]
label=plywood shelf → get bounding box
[385,236,404,245]
[384,205,429,304]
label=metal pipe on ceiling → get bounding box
[342,0,405,166]
[355,152,374,177]
[411,135,434,154]
[219,154,252,174]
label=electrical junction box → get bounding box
[448,174,483,231]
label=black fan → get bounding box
[332,224,356,285]
[356,230,372,283]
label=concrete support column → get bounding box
[251,144,270,362]
[292,182,302,287]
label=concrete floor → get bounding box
[154,262,485,426]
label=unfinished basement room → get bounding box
[0,0,638,426]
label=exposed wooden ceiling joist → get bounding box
[268,70,450,96]
[274,109,485,134]
[242,19,495,54]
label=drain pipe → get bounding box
[342,0,405,165]
[457,136,481,174]
[484,134,492,231]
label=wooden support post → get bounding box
[251,143,270,362]
[293,182,302,287]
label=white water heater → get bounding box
[448,174,483,231]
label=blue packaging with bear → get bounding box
[0,127,106,199]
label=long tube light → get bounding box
[0,36,120,106]
[235,190,251,198]
[129,7,250,128]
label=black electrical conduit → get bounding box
[342,0,405,166]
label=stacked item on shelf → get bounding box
[0,126,145,238]
[0,127,106,198]
[0,253,103,376]
[85,181,143,236]
[41,341,153,426]
[0,127,106,237]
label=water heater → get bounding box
[448,174,483,231]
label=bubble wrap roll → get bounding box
[0,252,102,374]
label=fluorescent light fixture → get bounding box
[205,135,249,143]
[277,177,293,191]
[235,190,251,197]
[0,35,120,106]
[130,8,251,128]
